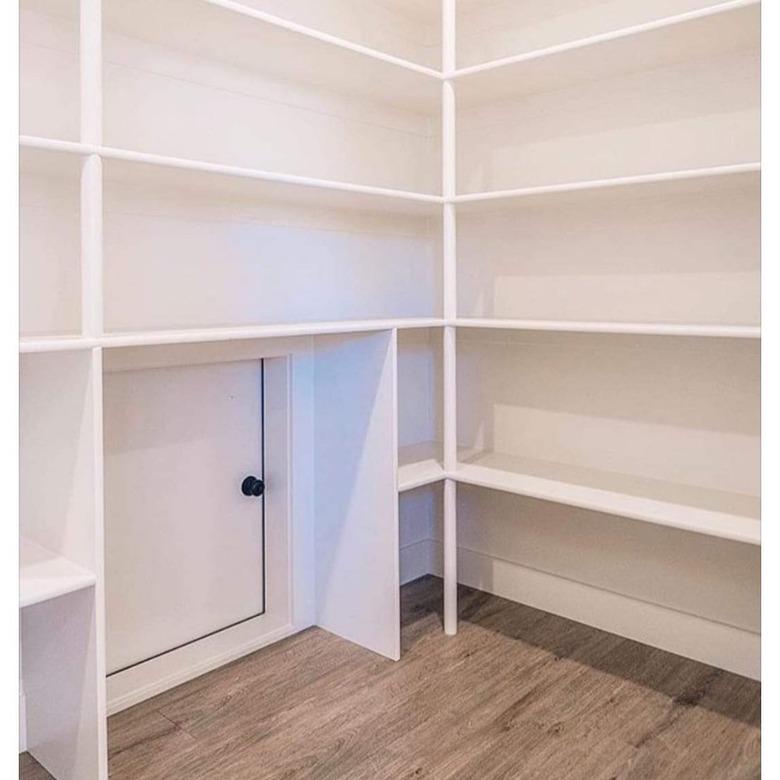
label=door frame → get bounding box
[104,337,315,714]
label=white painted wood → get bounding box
[455,453,760,546]
[88,348,109,780]
[232,0,441,69]
[19,319,446,354]
[455,1,760,99]
[457,169,760,327]
[397,329,442,452]
[22,589,103,779]
[20,537,96,608]
[80,0,101,144]
[456,0,748,69]
[102,0,441,193]
[426,540,759,679]
[457,330,760,544]
[104,342,310,712]
[20,351,98,568]
[314,331,400,659]
[104,360,266,674]
[398,442,444,491]
[102,160,440,332]
[20,0,80,141]
[18,0,762,763]
[456,321,760,339]
[81,155,102,336]
[456,4,759,194]
[19,147,81,338]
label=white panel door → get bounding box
[104,360,265,674]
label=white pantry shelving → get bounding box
[454,452,760,546]
[19,0,761,775]
[20,538,97,609]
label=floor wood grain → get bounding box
[21,577,760,778]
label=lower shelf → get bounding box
[20,537,97,608]
[398,441,444,491]
[454,450,760,546]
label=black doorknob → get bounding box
[241,475,265,497]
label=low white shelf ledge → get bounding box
[455,319,761,339]
[20,538,97,609]
[398,442,444,491]
[20,319,447,353]
[454,452,760,546]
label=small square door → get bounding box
[104,360,265,674]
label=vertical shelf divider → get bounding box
[80,0,108,776]
[442,0,458,635]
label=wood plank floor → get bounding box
[21,576,760,779]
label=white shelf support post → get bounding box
[442,0,458,636]
[81,0,109,777]
[81,0,103,339]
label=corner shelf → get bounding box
[196,0,442,79]
[20,319,447,354]
[19,136,444,214]
[453,163,761,210]
[454,451,760,546]
[452,1,760,106]
[20,537,96,609]
[398,442,444,492]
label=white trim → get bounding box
[108,622,299,714]
[428,543,761,680]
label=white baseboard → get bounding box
[400,538,436,585]
[426,542,760,680]
[107,621,301,714]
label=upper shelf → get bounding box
[20,537,96,609]
[453,163,761,211]
[103,0,442,113]
[452,1,760,108]
[19,136,444,215]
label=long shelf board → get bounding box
[201,0,441,80]
[454,163,761,209]
[398,442,445,491]
[455,319,761,339]
[103,0,440,113]
[19,136,443,216]
[20,319,446,354]
[20,538,97,609]
[454,452,760,546]
[452,0,760,107]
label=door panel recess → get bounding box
[104,359,265,675]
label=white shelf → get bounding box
[455,319,760,339]
[20,537,96,609]
[453,163,761,210]
[103,0,441,113]
[19,136,444,214]
[20,319,447,353]
[194,0,441,79]
[452,1,760,107]
[454,451,760,546]
[398,441,444,491]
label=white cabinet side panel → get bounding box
[314,331,400,659]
